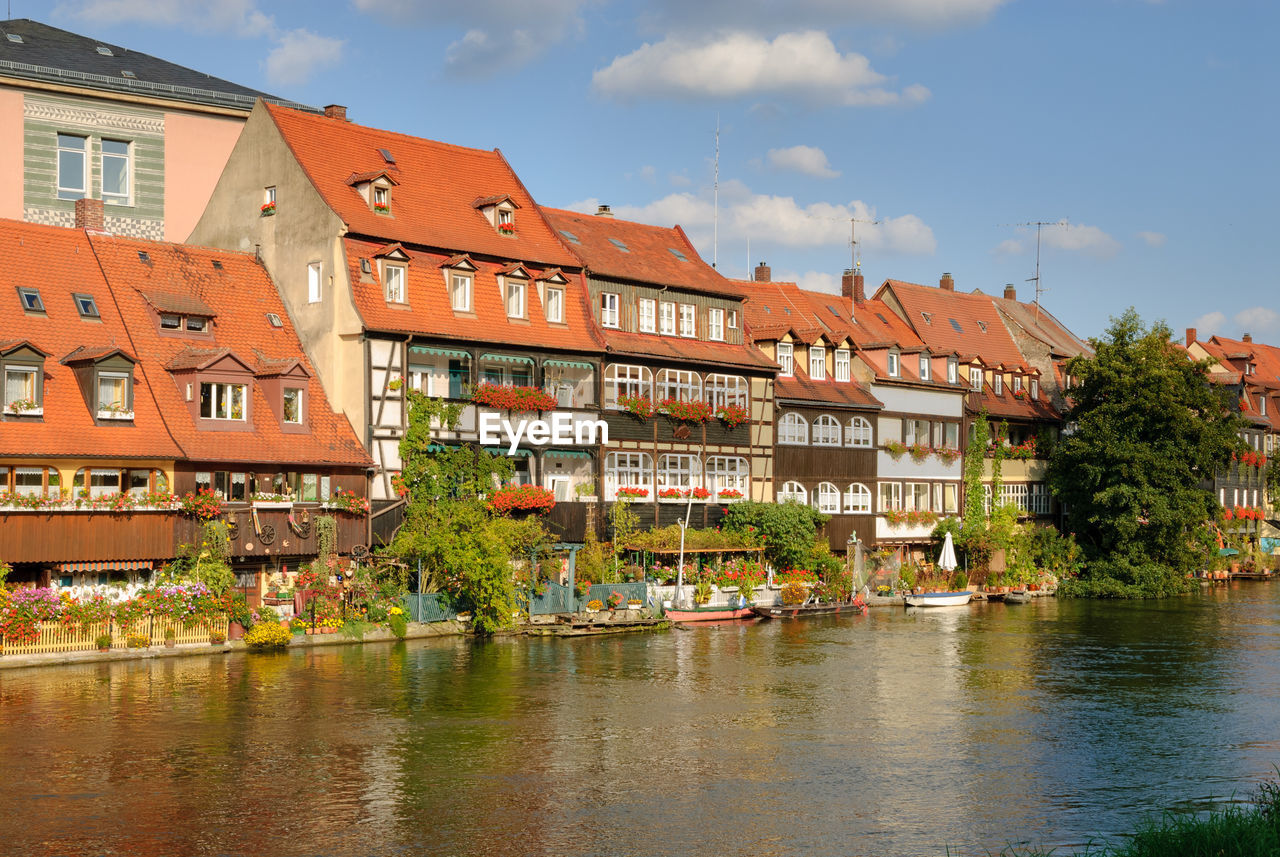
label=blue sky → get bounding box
[40,0,1279,342]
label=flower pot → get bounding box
[164,639,175,648]
[97,646,110,653]
[228,621,246,640]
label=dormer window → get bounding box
[97,371,133,419]
[809,345,826,380]
[283,387,303,424]
[1260,396,1266,416]
[497,208,515,235]
[451,271,473,311]
[918,353,930,382]
[4,366,40,415]
[970,366,983,391]
[200,382,246,421]
[1031,378,1039,400]
[474,194,520,235]
[160,313,181,329]
[1013,375,1023,394]
[994,373,1003,395]
[947,357,958,385]
[545,287,564,323]
[887,349,900,378]
[777,342,793,376]
[373,185,390,214]
[384,263,406,303]
[186,316,208,332]
[506,278,526,318]
[834,348,850,382]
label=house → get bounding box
[188,103,605,544]
[0,201,371,588]
[0,18,316,242]
[543,207,777,531]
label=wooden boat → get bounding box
[751,600,867,620]
[664,605,757,623]
[1003,590,1032,604]
[904,591,973,608]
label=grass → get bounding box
[1005,780,1280,856]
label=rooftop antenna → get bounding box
[712,114,719,269]
[999,219,1066,323]
[850,217,880,273]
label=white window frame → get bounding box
[834,348,850,383]
[199,381,246,421]
[282,387,303,424]
[812,414,841,446]
[704,374,747,409]
[887,350,900,378]
[994,373,1003,395]
[728,309,739,330]
[451,271,473,312]
[1031,378,1039,400]
[947,357,958,385]
[943,483,959,514]
[846,416,873,448]
[505,279,526,318]
[56,134,87,201]
[4,366,38,412]
[918,353,930,381]
[638,298,656,333]
[545,287,564,323]
[844,483,872,514]
[809,346,826,380]
[1013,375,1023,394]
[970,366,983,391]
[307,262,322,304]
[100,139,130,205]
[777,342,793,377]
[383,263,406,304]
[605,451,653,496]
[604,363,652,407]
[878,481,903,512]
[600,292,620,328]
[659,301,676,335]
[778,412,808,445]
[778,481,807,504]
[907,482,931,512]
[658,453,701,492]
[705,456,749,494]
[814,481,840,514]
[679,304,696,338]
[656,368,701,402]
[709,307,725,341]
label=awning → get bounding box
[545,359,594,370]
[410,346,470,359]
[480,353,534,365]
[57,560,153,573]
[545,449,593,458]
[482,447,532,458]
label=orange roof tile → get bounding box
[602,329,777,373]
[775,374,882,409]
[877,279,1029,370]
[265,104,580,269]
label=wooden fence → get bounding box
[1,616,230,656]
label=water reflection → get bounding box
[1,584,1279,856]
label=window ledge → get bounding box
[251,500,294,509]
[4,407,43,416]
[97,410,134,420]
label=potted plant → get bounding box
[260,201,276,216]
[209,629,227,645]
[627,598,644,610]
[585,599,603,614]
[606,591,623,611]
[126,633,150,649]
[164,628,176,648]
[95,633,112,652]
[693,579,713,605]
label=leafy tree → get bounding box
[1048,309,1244,597]
[721,500,828,571]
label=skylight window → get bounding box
[607,238,630,253]
[6,33,23,43]
[137,251,150,263]
[829,306,840,317]
[668,247,688,261]
[121,70,136,79]
[875,312,889,325]
[74,294,99,318]
[211,259,223,270]
[266,313,283,328]
[96,46,114,56]
[782,307,791,315]
[976,320,988,333]
[949,318,963,333]
[378,148,396,164]
[18,287,44,312]
[921,312,933,324]
[558,229,580,244]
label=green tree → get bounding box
[721,501,828,571]
[1048,309,1244,597]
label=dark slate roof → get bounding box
[0,19,317,113]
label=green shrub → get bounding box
[125,634,150,649]
[244,622,291,650]
[94,633,112,650]
[388,611,408,639]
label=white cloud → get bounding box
[994,238,1023,256]
[794,271,841,293]
[1233,307,1280,336]
[1137,230,1167,247]
[59,0,343,85]
[1042,222,1122,259]
[669,172,692,187]
[355,0,589,75]
[638,0,1011,34]
[1193,311,1227,334]
[593,31,930,106]
[767,145,841,178]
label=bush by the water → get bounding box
[244,622,291,650]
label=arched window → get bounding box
[704,373,747,408]
[778,412,808,445]
[778,481,807,504]
[658,454,701,494]
[844,483,872,514]
[656,368,702,402]
[813,481,840,514]
[604,364,652,408]
[3,464,61,498]
[604,451,653,497]
[705,456,749,495]
[73,467,122,499]
[812,414,841,446]
[846,416,873,447]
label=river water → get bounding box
[2,583,1279,857]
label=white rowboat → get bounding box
[904,591,973,607]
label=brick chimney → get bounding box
[754,262,771,282]
[1243,333,1253,343]
[840,268,867,304]
[940,272,954,291]
[75,197,104,231]
[1185,327,1197,346]
[1003,283,1017,300]
[323,104,347,121]
[595,204,614,217]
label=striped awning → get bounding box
[480,352,534,365]
[57,560,153,573]
[482,447,532,458]
[411,345,470,359]
[545,449,593,458]
[545,359,594,370]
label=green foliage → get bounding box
[721,501,828,571]
[624,524,762,553]
[388,611,408,639]
[608,498,639,574]
[1048,309,1243,597]
[160,520,235,595]
[963,412,990,531]
[577,526,609,582]
[949,570,968,590]
[94,633,112,650]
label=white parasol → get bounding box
[939,531,958,573]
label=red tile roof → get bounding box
[877,279,1029,371]
[264,104,580,268]
[602,329,778,372]
[775,373,881,409]
[542,208,743,298]
[343,238,602,354]
[87,232,370,467]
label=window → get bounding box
[844,483,872,514]
[5,366,38,412]
[942,483,959,514]
[778,412,808,445]
[384,264,406,303]
[906,482,930,512]
[73,294,99,318]
[1261,396,1267,416]
[706,456,748,494]
[605,451,652,497]
[809,346,826,380]
[778,481,807,504]
[813,482,840,514]
[878,481,903,512]
[813,414,841,446]
[657,368,701,402]
[1030,378,1039,400]
[186,316,208,333]
[265,186,276,206]
[777,342,793,376]
[600,292,619,328]
[18,287,44,313]
[835,349,850,382]
[709,308,725,341]
[307,262,321,304]
[604,363,652,407]
[101,139,130,204]
[658,454,700,493]
[970,367,983,391]
[1029,483,1051,515]
[160,314,181,329]
[97,371,130,416]
[846,416,873,447]
[887,350,900,378]
[659,301,676,335]
[943,422,960,449]
[994,373,1003,395]
[638,298,656,332]
[283,388,303,423]
[704,374,747,409]
[947,357,958,385]
[679,304,696,337]
[451,272,473,312]
[505,279,526,318]
[85,468,121,499]
[1013,375,1023,394]
[904,418,930,445]
[200,382,246,420]
[13,466,50,497]
[919,353,930,381]
[56,134,87,200]
[728,310,739,330]
[545,287,564,323]
[373,185,389,212]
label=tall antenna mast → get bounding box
[712,115,719,269]
[998,219,1066,324]
[850,217,880,273]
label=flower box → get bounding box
[470,382,557,412]
[260,201,276,216]
[3,401,41,416]
[614,487,649,500]
[97,409,135,420]
[251,500,293,509]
